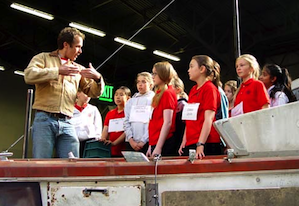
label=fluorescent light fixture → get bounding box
[69,22,106,37]
[153,50,180,61]
[114,37,146,50]
[10,3,54,20]
[14,70,24,76]
[0,66,5,71]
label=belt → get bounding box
[36,110,71,120]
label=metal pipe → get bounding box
[5,134,24,152]
[22,89,33,159]
[233,0,242,87]
[154,154,161,206]
[233,0,241,58]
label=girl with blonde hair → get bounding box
[147,61,177,157]
[124,72,155,154]
[232,54,269,116]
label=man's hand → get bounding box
[80,63,101,80]
[59,64,80,76]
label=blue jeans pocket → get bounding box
[34,112,50,122]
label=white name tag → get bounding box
[182,103,200,120]
[129,105,151,123]
[108,118,125,132]
[231,101,244,117]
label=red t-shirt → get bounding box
[234,78,270,114]
[149,85,177,146]
[104,108,126,156]
[185,81,220,146]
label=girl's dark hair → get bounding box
[192,55,222,88]
[117,86,132,97]
[263,64,297,102]
[192,55,214,77]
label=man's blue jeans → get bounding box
[32,111,79,158]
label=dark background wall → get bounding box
[0,71,31,157]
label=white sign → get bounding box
[182,103,200,120]
[231,101,244,117]
[129,105,151,123]
[108,118,125,132]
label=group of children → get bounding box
[225,54,296,117]
[72,54,297,159]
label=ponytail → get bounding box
[211,60,221,87]
[151,62,176,108]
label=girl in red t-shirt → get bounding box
[147,61,177,157]
[178,55,221,159]
[100,86,131,157]
[232,54,269,117]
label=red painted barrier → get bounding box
[1,156,299,178]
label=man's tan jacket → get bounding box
[24,50,104,117]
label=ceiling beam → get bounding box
[162,1,232,66]
[119,0,179,42]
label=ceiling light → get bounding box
[69,22,106,37]
[0,66,5,71]
[114,37,146,50]
[14,70,24,76]
[153,50,180,61]
[10,3,54,20]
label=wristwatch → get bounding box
[196,142,205,147]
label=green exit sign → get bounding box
[99,85,114,102]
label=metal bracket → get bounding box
[0,152,13,161]
[224,149,235,163]
[146,183,158,206]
